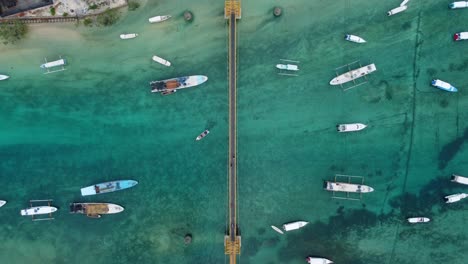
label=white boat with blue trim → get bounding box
[449,1,468,9]
[345,34,366,43]
[150,75,208,93]
[81,180,138,196]
[306,257,333,264]
[431,79,457,92]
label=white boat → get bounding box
[325,181,374,193]
[196,130,209,141]
[152,55,171,67]
[407,217,430,223]
[149,15,171,23]
[20,206,57,216]
[454,32,468,41]
[40,59,66,69]
[431,79,457,92]
[271,225,284,234]
[150,75,208,93]
[445,193,468,203]
[451,174,468,185]
[387,5,408,16]
[306,257,334,264]
[282,221,309,232]
[449,1,468,9]
[0,74,9,80]
[345,34,366,43]
[0,200,6,208]
[330,64,376,85]
[276,64,299,71]
[400,0,410,6]
[120,33,138,40]
[336,123,367,132]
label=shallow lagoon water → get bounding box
[0,0,468,263]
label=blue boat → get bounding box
[80,180,138,196]
[431,79,458,92]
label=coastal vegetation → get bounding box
[50,6,56,16]
[128,1,140,11]
[0,21,28,45]
[83,18,93,27]
[96,9,120,26]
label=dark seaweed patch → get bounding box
[438,128,468,169]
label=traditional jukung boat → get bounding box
[120,33,138,40]
[387,5,408,16]
[306,257,334,264]
[196,130,210,141]
[149,15,171,23]
[81,180,138,196]
[431,79,457,92]
[152,55,171,67]
[276,64,299,71]
[330,64,376,85]
[407,217,430,224]
[70,203,124,218]
[150,75,208,93]
[325,181,374,193]
[0,200,6,208]
[0,74,9,80]
[445,193,468,203]
[449,1,468,9]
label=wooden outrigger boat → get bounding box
[20,199,57,221]
[80,180,138,196]
[70,203,124,218]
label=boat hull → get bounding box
[387,5,407,16]
[40,59,66,69]
[21,206,57,216]
[454,32,468,41]
[196,130,210,141]
[149,15,171,23]
[325,181,374,193]
[282,221,309,231]
[70,203,124,217]
[330,64,376,85]
[337,123,367,132]
[152,55,171,66]
[0,74,9,80]
[306,257,333,264]
[445,193,468,203]
[276,64,299,71]
[81,180,138,196]
[407,217,430,223]
[0,200,6,208]
[345,34,366,43]
[150,75,208,93]
[449,1,468,9]
[451,174,468,185]
[271,225,284,234]
[120,33,138,39]
[431,79,457,92]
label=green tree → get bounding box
[0,21,28,45]
[96,9,120,26]
[83,18,93,27]
[50,7,56,16]
[128,1,140,11]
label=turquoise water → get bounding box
[1,0,468,263]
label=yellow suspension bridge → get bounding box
[224,1,241,264]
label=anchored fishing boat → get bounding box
[336,123,367,132]
[40,57,66,74]
[431,79,457,92]
[449,1,468,9]
[345,34,366,43]
[0,200,6,208]
[21,200,57,221]
[196,130,209,141]
[276,64,299,71]
[149,15,171,23]
[325,181,374,193]
[150,75,208,93]
[407,217,430,224]
[0,74,9,80]
[152,55,171,67]
[330,63,376,85]
[400,0,410,6]
[70,203,124,218]
[445,193,468,203]
[451,174,468,185]
[453,32,468,41]
[271,225,284,234]
[387,5,408,16]
[81,180,138,196]
[120,33,138,40]
[306,257,334,264]
[282,221,309,232]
